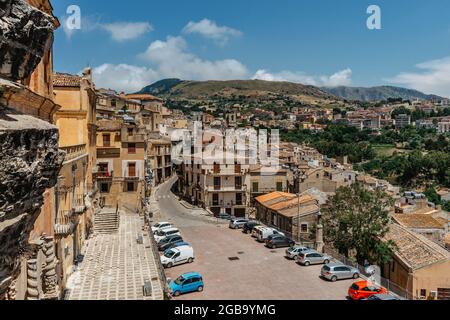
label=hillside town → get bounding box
[1,0,449,302]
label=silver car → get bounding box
[229,218,249,229]
[321,263,360,282]
[296,250,331,266]
[285,246,310,259]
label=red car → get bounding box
[348,280,388,300]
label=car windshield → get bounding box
[351,284,360,290]
[322,265,330,271]
[164,250,175,258]
[156,230,166,236]
[174,276,185,285]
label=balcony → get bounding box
[54,210,77,236]
[60,144,87,163]
[96,170,113,180]
[121,128,145,143]
[123,168,141,180]
[97,147,120,158]
[207,186,246,192]
[73,195,86,214]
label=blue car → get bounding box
[169,272,204,297]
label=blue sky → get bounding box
[53,0,450,96]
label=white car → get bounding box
[155,228,181,243]
[151,222,172,234]
[254,227,285,242]
[160,246,194,268]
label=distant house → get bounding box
[392,214,446,244]
[382,223,450,300]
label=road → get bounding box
[154,178,355,300]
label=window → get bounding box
[128,162,136,177]
[212,193,219,206]
[252,182,259,193]
[127,182,135,192]
[301,224,308,233]
[102,134,111,147]
[100,183,110,193]
[420,289,427,298]
[236,193,243,205]
[127,128,133,136]
[214,177,221,190]
[391,261,395,272]
[128,143,136,154]
[276,181,283,191]
[235,176,242,189]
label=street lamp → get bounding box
[292,168,302,242]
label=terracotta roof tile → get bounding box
[393,214,445,229]
[53,73,81,87]
[384,223,450,271]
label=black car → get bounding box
[265,234,295,249]
[242,221,260,234]
[158,235,183,251]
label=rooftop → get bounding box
[393,214,445,229]
[383,223,450,271]
[53,73,81,87]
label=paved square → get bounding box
[66,213,165,300]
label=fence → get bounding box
[323,245,418,300]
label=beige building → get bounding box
[383,223,450,300]
[95,119,146,213]
[147,137,173,185]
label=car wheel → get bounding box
[304,261,310,266]
[166,262,173,268]
[197,286,204,292]
[331,276,338,282]
[324,259,330,264]
[174,291,181,297]
[289,242,295,247]
[272,244,277,249]
[353,273,359,279]
[187,258,194,263]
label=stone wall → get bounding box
[0,0,55,81]
[0,106,64,299]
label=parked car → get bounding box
[218,213,233,220]
[169,272,204,297]
[364,294,401,300]
[161,246,194,268]
[348,280,388,300]
[265,234,295,249]
[151,221,173,234]
[165,241,190,251]
[229,218,249,229]
[285,246,311,259]
[155,228,181,243]
[157,235,183,251]
[320,263,360,282]
[254,227,285,242]
[242,221,260,234]
[296,250,331,266]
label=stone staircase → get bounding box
[94,208,120,234]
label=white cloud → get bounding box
[139,36,249,80]
[60,17,152,42]
[100,22,153,42]
[387,57,450,97]
[182,18,242,45]
[252,68,352,87]
[320,68,352,87]
[92,64,159,92]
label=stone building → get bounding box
[51,71,98,290]
[1,0,64,300]
[147,136,173,186]
[95,119,146,213]
[255,192,321,242]
[382,223,450,300]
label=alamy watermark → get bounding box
[367,5,381,30]
[65,5,81,31]
[171,122,280,169]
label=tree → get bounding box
[322,183,396,265]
